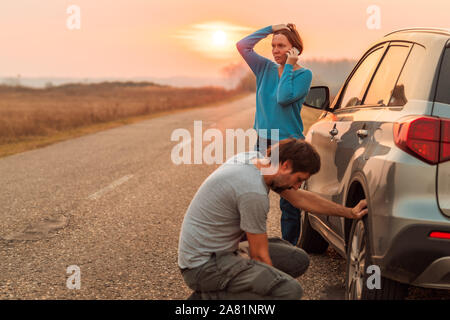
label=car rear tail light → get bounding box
[429,231,450,240]
[393,116,450,164]
[441,119,450,162]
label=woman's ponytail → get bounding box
[275,23,304,55]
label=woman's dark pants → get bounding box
[255,136,302,246]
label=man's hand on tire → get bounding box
[349,199,368,219]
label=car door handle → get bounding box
[357,129,368,138]
[329,128,338,136]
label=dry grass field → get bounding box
[0,83,249,157]
[0,79,327,158]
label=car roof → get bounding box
[364,28,450,51]
[384,27,450,37]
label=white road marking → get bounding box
[88,174,134,200]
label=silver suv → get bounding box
[300,28,450,300]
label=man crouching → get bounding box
[178,138,368,299]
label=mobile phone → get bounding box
[286,47,300,57]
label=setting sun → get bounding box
[173,21,252,59]
[212,30,227,46]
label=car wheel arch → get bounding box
[343,172,374,252]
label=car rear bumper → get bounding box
[412,257,450,289]
[372,224,450,289]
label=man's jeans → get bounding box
[255,137,302,246]
[180,238,309,299]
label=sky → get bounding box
[0,0,449,79]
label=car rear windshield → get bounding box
[436,47,450,105]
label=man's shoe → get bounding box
[187,291,202,300]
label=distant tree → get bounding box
[220,62,248,89]
[235,72,256,92]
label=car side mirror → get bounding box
[304,86,330,111]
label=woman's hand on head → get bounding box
[286,23,295,30]
[272,24,290,33]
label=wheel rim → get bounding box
[347,220,367,300]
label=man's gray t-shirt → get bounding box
[178,151,270,269]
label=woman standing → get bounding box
[236,23,313,246]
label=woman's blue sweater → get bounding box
[236,25,312,140]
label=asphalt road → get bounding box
[0,93,448,300]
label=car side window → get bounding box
[388,44,427,106]
[364,45,411,106]
[436,47,450,105]
[338,46,384,109]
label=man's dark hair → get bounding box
[267,138,321,175]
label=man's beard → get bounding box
[269,181,291,193]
